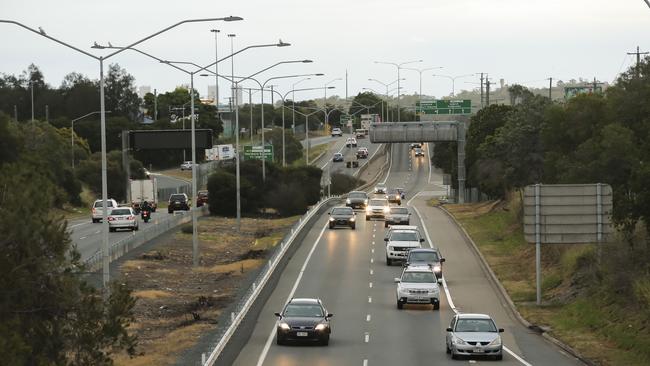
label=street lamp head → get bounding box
[327,86,336,89]
[227,34,236,37]
[277,39,291,47]
[223,16,244,22]
[200,73,211,77]
[302,59,313,63]
[315,73,325,76]
[210,29,220,33]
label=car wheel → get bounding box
[321,335,330,346]
[386,257,392,266]
[384,222,389,228]
[446,343,451,354]
[276,336,284,346]
[134,225,139,231]
[92,218,98,223]
[433,301,440,310]
[406,221,410,225]
[109,227,115,232]
[350,224,355,230]
[495,353,503,361]
[396,301,403,309]
[365,216,369,221]
[451,350,459,360]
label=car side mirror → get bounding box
[274,312,281,318]
[327,313,334,318]
[440,258,446,263]
[394,278,401,283]
[420,238,425,243]
[498,328,504,333]
[384,238,389,242]
[403,262,409,267]
[446,327,453,332]
[408,213,412,216]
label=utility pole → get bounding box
[481,73,484,108]
[13,105,17,122]
[154,88,158,121]
[591,78,604,94]
[486,75,491,106]
[45,105,49,122]
[627,46,649,78]
[548,77,553,100]
[345,69,349,101]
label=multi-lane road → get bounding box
[232,143,585,366]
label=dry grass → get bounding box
[198,259,265,275]
[133,290,173,300]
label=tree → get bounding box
[349,92,383,118]
[104,64,141,121]
[0,158,137,365]
[263,127,303,164]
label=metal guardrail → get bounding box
[83,206,209,271]
[198,195,340,366]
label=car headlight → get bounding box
[488,336,502,346]
[388,246,394,251]
[364,199,368,204]
[383,207,390,213]
[452,335,467,345]
[433,265,442,272]
[346,198,351,204]
[329,217,335,222]
[349,217,355,222]
[315,323,328,331]
[278,322,290,330]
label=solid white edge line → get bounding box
[363,359,368,366]
[408,195,533,366]
[427,142,432,184]
[320,138,348,169]
[255,222,329,366]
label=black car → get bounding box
[332,153,344,162]
[168,193,190,213]
[386,188,402,205]
[275,298,333,346]
[328,207,356,229]
[414,147,425,157]
[405,248,446,281]
[346,190,369,209]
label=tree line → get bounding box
[434,58,650,240]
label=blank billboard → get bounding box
[129,129,213,150]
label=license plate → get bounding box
[474,347,484,353]
[296,332,308,337]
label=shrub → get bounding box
[207,170,237,216]
[330,173,364,195]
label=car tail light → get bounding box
[127,216,135,220]
[107,216,115,221]
[92,208,96,214]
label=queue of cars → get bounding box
[288,183,505,361]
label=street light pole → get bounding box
[228,33,242,231]
[324,78,341,132]
[211,29,220,110]
[375,60,422,121]
[292,77,311,133]
[402,66,443,120]
[369,78,404,122]
[29,80,34,122]
[432,73,475,97]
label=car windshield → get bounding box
[331,208,353,215]
[110,209,131,215]
[401,271,436,283]
[390,208,409,215]
[410,251,440,262]
[283,304,324,317]
[369,199,387,206]
[94,201,114,208]
[170,195,186,201]
[334,153,342,157]
[376,184,386,188]
[349,192,367,199]
[455,319,498,333]
[390,232,419,241]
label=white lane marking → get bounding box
[320,140,348,169]
[369,282,373,288]
[370,269,374,275]
[95,230,101,234]
[409,198,534,366]
[370,258,374,263]
[363,360,368,366]
[256,223,328,366]
[368,296,372,303]
[364,333,370,343]
[366,314,371,322]
[372,234,375,238]
[69,221,90,229]
[79,236,87,240]
[380,146,393,184]
[427,142,433,184]
[372,241,375,245]
[371,248,374,254]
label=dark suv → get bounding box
[346,191,369,209]
[168,193,190,213]
[405,248,445,281]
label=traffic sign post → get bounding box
[243,145,273,162]
[416,100,472,115]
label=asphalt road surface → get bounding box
[311,133,383,178]
[232,142,584,366]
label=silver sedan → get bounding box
[446,313,504,360]
[108,207,139,232]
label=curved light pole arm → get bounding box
[0,20,99,59]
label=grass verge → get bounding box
[445,196,650,366]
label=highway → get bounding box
[232,143,584,366]
[311,133,383,178]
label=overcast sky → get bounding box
[1,0,648,103]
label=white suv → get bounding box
[91,198,119,223]
[384,226,424,265]
[365,198,389,220]
[331,128,343,137]
[395,264,440,310]
[345,137,357,147]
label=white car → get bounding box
[345,137,357,147]
[374,182,387,194]
[180,161,194,170]
[446,313,504,360]
[331,128,343,137]
[365,198,389,220]
[384,226,424,265]
[108,207,139,232]
[91,198,119,223]
[395,264,440,310]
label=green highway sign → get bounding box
[416,99,472,115]
[243,145,273,162]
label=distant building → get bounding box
[207,85,218,104]
[137,85,151,98]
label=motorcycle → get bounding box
[141,209,151,223]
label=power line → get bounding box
[627,45,649,78]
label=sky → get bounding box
[1,0,648,103]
